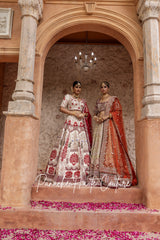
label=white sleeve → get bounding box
[60,94,70,108]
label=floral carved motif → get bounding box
[0,17,7,33]
[137,0,160,22]
[18,0,43,21]
[0,8,13,38]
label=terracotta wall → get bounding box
[38,43,135,171]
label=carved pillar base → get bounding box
[141,103,160,119]
[6,100,35,116]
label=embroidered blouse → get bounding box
[61,94,85,112]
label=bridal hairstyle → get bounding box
[100,81,110,88]
[73,81,81,88]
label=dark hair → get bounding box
[100,81,110,88]
[73,81,81,88]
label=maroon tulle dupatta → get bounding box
[83,101,92,150]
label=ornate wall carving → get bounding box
[18,0,43,20]
[0,8,14,38]
[137,0,160,22]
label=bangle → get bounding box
[109,113,112,119]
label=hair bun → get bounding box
[73,81,81,88]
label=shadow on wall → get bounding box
[0,63,17,170]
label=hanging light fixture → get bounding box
[74,32,97,72]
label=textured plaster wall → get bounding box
[39,43,136,171]
[0,63,17,168]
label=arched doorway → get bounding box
[38,31,136,176]
[35,9,143,121]
[34,14,143,187]
[0,9,144,208]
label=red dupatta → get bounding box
[109,98,137,186]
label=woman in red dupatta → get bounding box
[90,81,137,188]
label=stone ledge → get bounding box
[0,207,160,232]
[32,185,143,204]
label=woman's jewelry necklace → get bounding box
[73,94,80,99]
[100,94,110,103]
[101,94,110,100]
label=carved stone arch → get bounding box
[36,7,143,63]
[32,5,145,208]
[34,7,144,120]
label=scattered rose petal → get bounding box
[0,228,160,239]
[30,200,159,213]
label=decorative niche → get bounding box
[0,8,14,39]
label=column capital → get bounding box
[18,0,43,21]
[137,0,160,22]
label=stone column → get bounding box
[7,0,43,116]
[137,0,160,118]
[0,0,43,208]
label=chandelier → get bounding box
[74,32,97,72]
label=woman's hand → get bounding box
[101,114,112,122]
[73,111,85,120]
[93,116,103,124]
[101,115,109,121]
[60,107,85,120]
[84,112,88,117]
[94,114,112,124]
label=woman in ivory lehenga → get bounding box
[45,81,92,184]
[90,81,137,188]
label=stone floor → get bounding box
[1,184,160,239]
[0,200,160,233]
